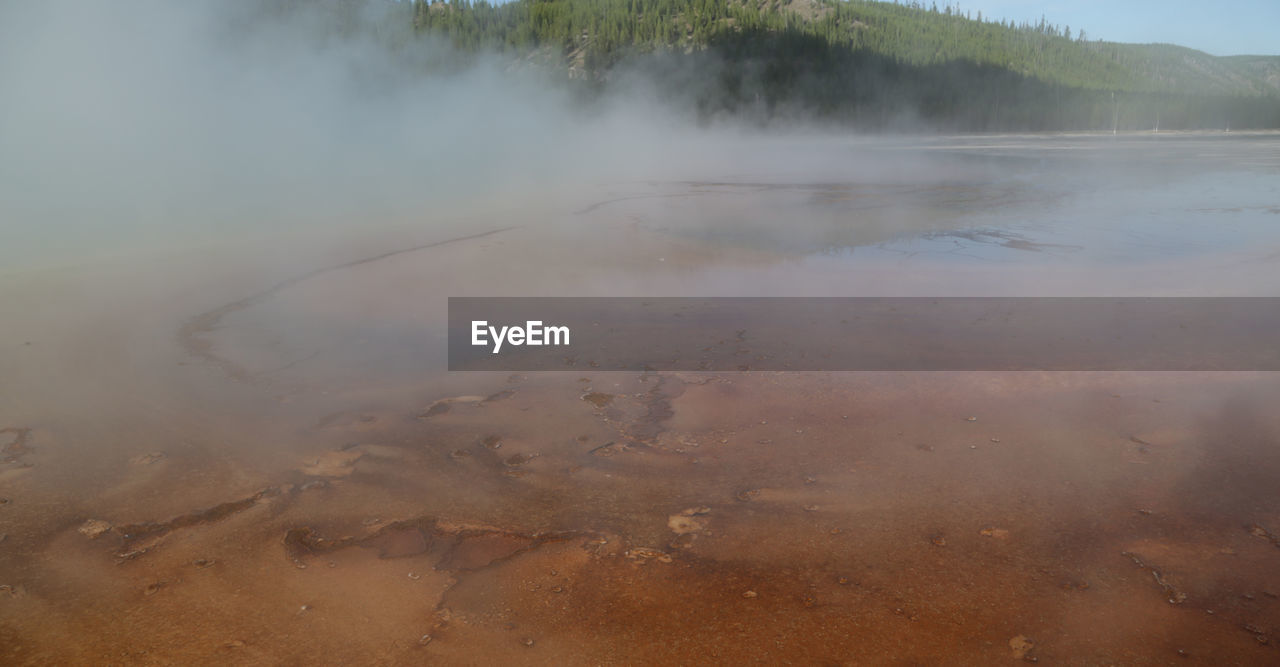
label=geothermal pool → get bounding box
[3,133,1280,664]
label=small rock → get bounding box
[1009,635,1034,660]
[668,513,706,535]
[626,547,672,564]
[742,590,758,599]
[78,519,112,539]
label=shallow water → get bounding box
[3,133,1280,664]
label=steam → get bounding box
[0,1,685,269]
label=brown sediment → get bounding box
[14,361,1280,665]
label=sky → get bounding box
[953,0,1280,56]
[479,0,1279,57]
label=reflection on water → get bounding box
[3,134,1280,664]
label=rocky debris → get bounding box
[667,507,710,535]
[1243,623,1270,645]
[979,527,1010,539]
[1248,524,1280,548]
[625,547,673,564]
[930,534,947,547]
[1009,635,1035,660]
[1121,551,1187,604]
[130,452,166,466]
[78,519,112,539]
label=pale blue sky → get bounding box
[482,0,1278,56]
[952,0,1279,55]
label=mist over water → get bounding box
[3,1,1280,665]
[0,0,653,268]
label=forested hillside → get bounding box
[262,0,1280,130]
[410,0,1279,94]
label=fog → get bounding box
[0,0,668,269]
